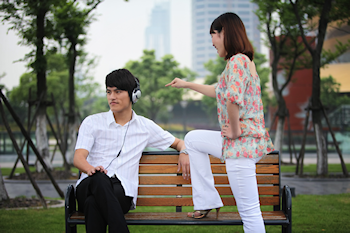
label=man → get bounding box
[73,69,190,233]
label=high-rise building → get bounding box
[145,1,170,60]
[192,0,260,78]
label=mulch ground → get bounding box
[1,170,77,209]
[9,169,78,180]
[0,197,62,209]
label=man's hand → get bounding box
[177,153,190,180]
[86,165,108,176]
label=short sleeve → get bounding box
[145,119,175,150]
[75,116,95,152]
[224,56,248,107]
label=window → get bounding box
[208,11,220,15]
[208,4,220,8]
[196,11,205,16]
[196,4,205,9]
[238,4,250,8]
[238,11,250,15]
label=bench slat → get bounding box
[138,186,279,196]
[139,154,279,165]
[139,175,279,185]
[135,196,279,206]
[70,211,288,222]
[139,164,279,174]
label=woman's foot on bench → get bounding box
[187,207,221,219]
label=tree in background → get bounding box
[1,0,60,171]
[201,52,272,124]
[290,0,350,175]
[53,0,102,166]
[7,52,101,168]
[125,50,196,120]
[253,0,315,157]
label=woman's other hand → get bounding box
[222,123,241,140]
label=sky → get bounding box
[0,0,192,90]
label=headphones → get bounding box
[131,77,141,104]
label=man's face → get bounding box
[106,87,131,113]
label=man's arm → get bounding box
[73,149,107,176]
[170,138,190,180]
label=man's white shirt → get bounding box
[75,110,175,209]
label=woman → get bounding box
[166,12,274,232]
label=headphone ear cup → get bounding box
[132,89,141,104]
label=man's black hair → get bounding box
[105,69,139,102]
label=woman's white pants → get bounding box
[184,130,265,233]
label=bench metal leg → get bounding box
[66,223,77,233]
[282,224,291,233]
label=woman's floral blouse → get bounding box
[215,53,274,160]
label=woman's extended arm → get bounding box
[166,78,216,98]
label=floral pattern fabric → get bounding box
[215,54,274,160]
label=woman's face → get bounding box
[211,29,226,58]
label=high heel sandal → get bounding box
[187,207,221,219]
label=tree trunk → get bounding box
[274,116,285,156]
[35,108,52,172]
[310,0,331,176]
[34,5,50,172]
[65,43,77,165]
[0,168,9,201]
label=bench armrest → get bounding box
[65,184,77,218]
[281,185,292,223]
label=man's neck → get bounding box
[112,109,133,126]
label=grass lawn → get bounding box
[0,193,349,233]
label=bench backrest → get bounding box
[137,150,280,212]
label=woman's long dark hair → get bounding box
[210,12,254,61]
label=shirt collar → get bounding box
[107,109,137,127]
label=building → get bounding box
[191,0,260,78]
[145,1,171,60]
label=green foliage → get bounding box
[321,39,350,67]
[320,75,350,111]
[7,52,102,122]
[124,50,196,120]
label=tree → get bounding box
[290,0,350,175]
[53,0,102,165]
[8,52,101,169]
[124,50,196,120]
[253,0,313,156]
[0,0,62,171]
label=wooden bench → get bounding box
[65,150,291,233]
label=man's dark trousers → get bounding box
[76,172,132,233]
